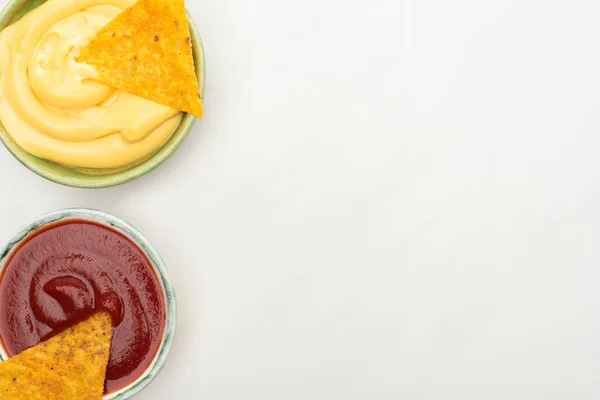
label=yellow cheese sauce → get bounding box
[0,0,182,169]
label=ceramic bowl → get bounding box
[0,0,206,188]
[0,208,177,400]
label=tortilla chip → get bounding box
[77,0,203,118]
[0,313,112,400]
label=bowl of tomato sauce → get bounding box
[0,208,176,399]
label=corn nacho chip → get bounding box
[0,312,112,400]
[77,0,203,118]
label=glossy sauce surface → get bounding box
[0,221,166,393]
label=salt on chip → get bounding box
[0,312,112,400]
[77,0,203,118]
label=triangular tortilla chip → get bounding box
[0,313,112,400]
[77,0,203,118]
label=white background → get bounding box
[1,0,600,398]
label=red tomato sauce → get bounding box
[0,220,166,394]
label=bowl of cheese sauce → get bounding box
[0,0,205,188]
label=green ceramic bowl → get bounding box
[0,208,177,400]
[0,0,206,188]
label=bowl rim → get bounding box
[0,0,206,189]
[0,208,177,400]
